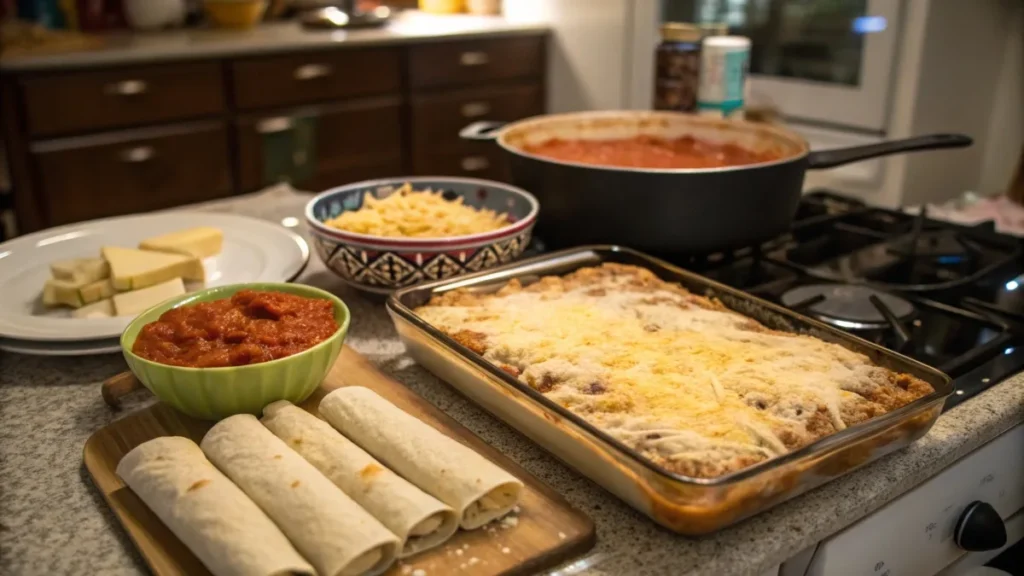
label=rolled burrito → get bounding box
[200,415,400,576]
[262,401,459,558]
[115,436,314,576]
[319,387,523,529]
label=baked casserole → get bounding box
[414,263,934,479]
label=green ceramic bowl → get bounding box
[121,283,349,420]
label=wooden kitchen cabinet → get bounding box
[33,121,232,225]
[410,83,544,178]
[19,62,225,137]
[230,48,402,110]
[1,32,547,233]
[407,36,545,89]
[236,97,404,192]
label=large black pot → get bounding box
[461,111,971,253]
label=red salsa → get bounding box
[523,135,780,169]
[132,290,338,368]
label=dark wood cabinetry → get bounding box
[236,97,404,192]
[34,122,232,225]
[0,32,547,234]
[19,62,226,137]
[230,48,402,110]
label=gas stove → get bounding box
[533,190,1024,410]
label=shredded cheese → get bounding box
[325,183,509,238]
[415,264,933,478]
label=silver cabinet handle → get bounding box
[257,117,294,134]
[461,156,490,171]
[105,79,148,96]
[459,51,489,66]
[294,63,333,80]
[460,101,491,118]
[119,146,155,163]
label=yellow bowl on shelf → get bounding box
[205,0,268,29]
[419,0,464,14]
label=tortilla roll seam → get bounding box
[115,436,314,576]
[318,386,524,530]
[200,414,400,576]
[261,400,459,558]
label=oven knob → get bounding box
[954,501,1007,551]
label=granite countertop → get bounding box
[0,11,548,72]
[1,187,1023,576]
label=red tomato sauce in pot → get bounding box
[132,290,338,368]
[522,135,780,169]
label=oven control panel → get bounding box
[806,424,1024,576]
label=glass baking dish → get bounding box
[386,246,953,534]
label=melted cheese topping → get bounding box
[415,264,933,478]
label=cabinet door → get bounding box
[408,36,545,90]
[411,84,543,152]
[236,97,403,193]
[231,48,401,110]
[33,121,232,226]
[21,62,225,137]
[411,84,543,180]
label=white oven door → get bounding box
[635,0,902,132]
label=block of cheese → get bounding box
[80,279,115,305]
[50,258,109,284]
[139,227,224,260]
[102,247,205,290]
[42,279,85,308]
[72,298,115,319]
[113,278,186,317]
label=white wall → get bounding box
[879,0,1023,207]
[504,0,633,113]
[978,0,1023,196]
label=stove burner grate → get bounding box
[780,284,915,332]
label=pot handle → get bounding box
[806,133,973,170]
[460,121,506,141]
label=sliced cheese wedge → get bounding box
[72,298,115,319]
[102,247,204,290]
[42,279,86,308]
[113,278,186,317]
[50,258,109,284]
[139,227,224,259]
[80,279,115,305]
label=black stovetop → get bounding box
[533,190,1024,410]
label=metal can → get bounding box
[697,36,751,118]
[653,23,702,112]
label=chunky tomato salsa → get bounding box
[132,290,338,368]
[523,135,780,169]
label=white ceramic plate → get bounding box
[0,212,309,342]
[0,337,122,356]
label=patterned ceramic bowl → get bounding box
[305,177,539,293]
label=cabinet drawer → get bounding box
[33,122,232,226]
[411,84,543,152]
[408,36,545,90]
[236,97,403,192]
[231,48,401,110]
[21,63,225,137]
[413,146,509,181]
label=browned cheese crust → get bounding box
[416,264,934,478]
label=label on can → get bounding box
[697,47,749,117]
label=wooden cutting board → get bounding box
[84,346,595,576]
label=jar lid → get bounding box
[660,22,702,43]
[698,22,729,37]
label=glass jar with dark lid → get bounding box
[654,22,703,112]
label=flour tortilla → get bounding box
[262,401,459,558]
[200,415,399,576]
[318,387,523,529]
[115,436,313,576]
